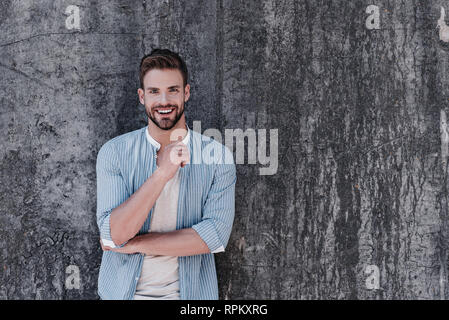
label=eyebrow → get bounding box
[147,85,181,91]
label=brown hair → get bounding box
[139,48,188,89]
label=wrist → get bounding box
[134,233,153,255]
[153,167,171,183]
[130,235,143,254]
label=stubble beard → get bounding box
[146,101,185,131]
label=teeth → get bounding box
[158,109,172,114]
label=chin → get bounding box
[153,119,177,130]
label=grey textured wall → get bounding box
[1,0,449,299]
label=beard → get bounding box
[145,102,185,131]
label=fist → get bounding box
[157,136,190,181]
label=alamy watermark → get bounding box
[65,265,80,290]
[169,121,279,176]
[365,264,380,290]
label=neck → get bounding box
[147,115,188,150]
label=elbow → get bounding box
[109,216,129,248]
[98,209,128,249]
[110,232,125,249]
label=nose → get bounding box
[159,92,168,104]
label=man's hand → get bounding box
[157,136,190,181]
[100,238,140,254]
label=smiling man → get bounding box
[95,49,236,300]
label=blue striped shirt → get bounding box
[95,125,236,300]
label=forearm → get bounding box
[133,228,210,256]
[109,168,168,246]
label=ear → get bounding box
[184,84,190,103]
[137,88,145,105]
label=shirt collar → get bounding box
[145,125,190,151]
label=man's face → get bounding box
[138,68,190,130]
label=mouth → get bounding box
[155,107,176,116]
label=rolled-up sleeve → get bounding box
[96,142,129,248]
[192,149,236,254]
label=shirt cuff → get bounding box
[101,238,117,248]
[192,220,225,254]
[211,245,225,253]
[99,210,127,248]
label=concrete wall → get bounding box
[1,0,449,299]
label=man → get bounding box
[95,49,236,300]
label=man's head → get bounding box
[137,49,190,131]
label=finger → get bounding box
[169,136,183,145]
[173,146,188,156]
[170,137,187,147]
[169,145,189,165]
[173,141,186,147]
[169,134,184,143]
[178,145,188,153]
[181,154,189,167]
[169,147,181,164]
[183,150,190,161]
[180,152,190,167]
[181,160,190,167]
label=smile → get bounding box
[156,108,175,115]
